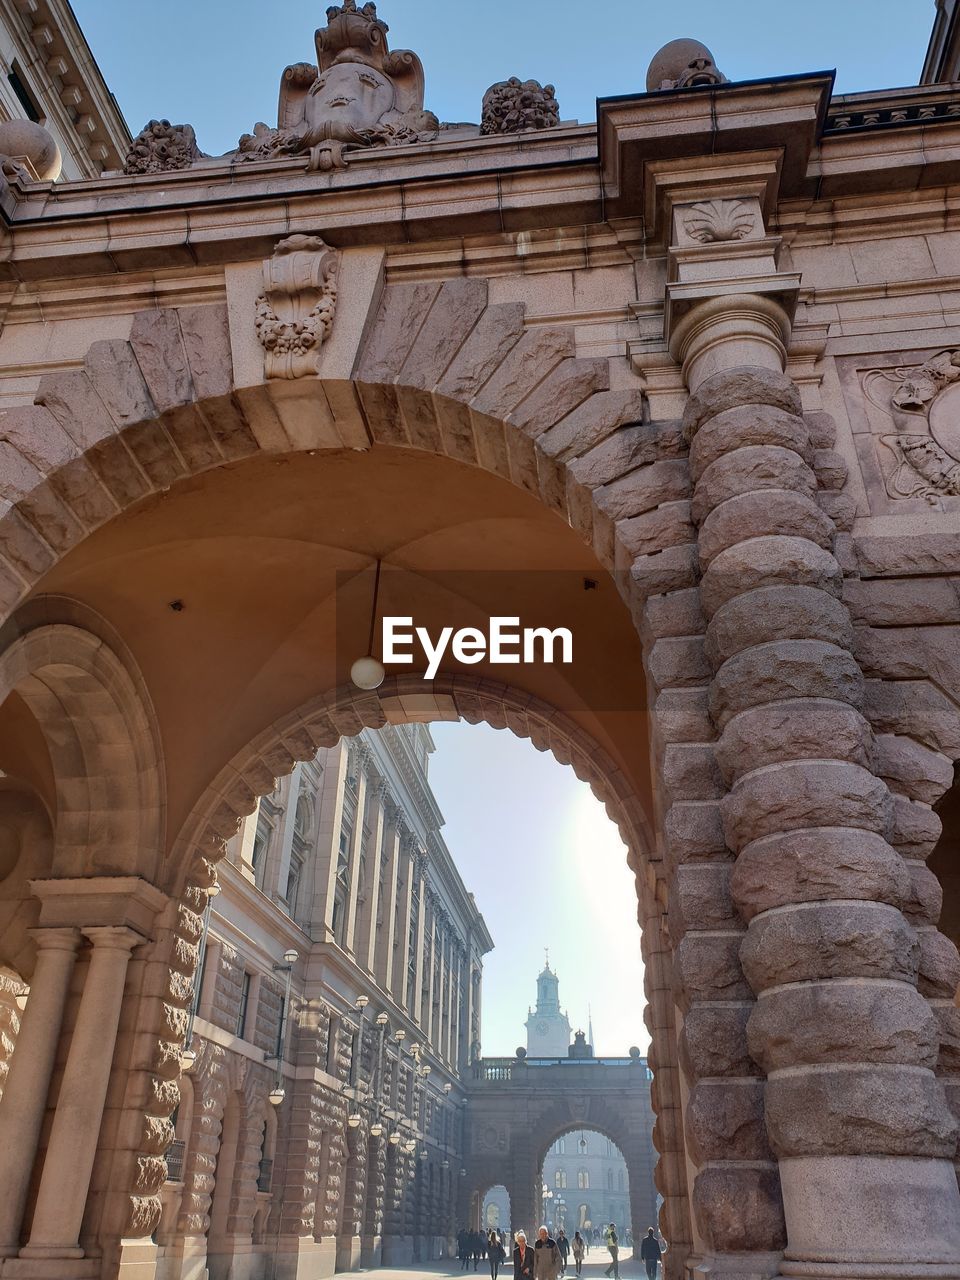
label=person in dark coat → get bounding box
[514,1231,535,1280]
[640,1229,663,1280]
[473,1231,484,1271]
[459,1230,471,1271]
[556,1229,569,1275]
[489,1230,506,1280]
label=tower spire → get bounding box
[588,1004,594,1048]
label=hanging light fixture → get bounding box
[389,1132,401,1146]
[351,559,386,690]
[578,1131,587,1154]
[269,1085,286,1106]
[419,1148,428,1161]
[371,1121,384,1138]
[180,1046,197,1073]
[348,1112,362,1129]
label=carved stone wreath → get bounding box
[864,349,960,500]
[255,235,340,380]
[124,120,203,176]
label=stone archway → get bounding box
[153,672,682,1268]
[2,234,960,1280]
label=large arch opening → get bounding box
[0,359,691,1277]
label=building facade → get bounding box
[7,5,960,1280]
[0,0,128,180]
[154,724,492,1280]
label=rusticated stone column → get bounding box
[682,343,960,1276]
[0,928,80,1255]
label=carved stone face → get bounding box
[307,60,395,132]
[645,39,726,92]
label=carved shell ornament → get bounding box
[864,349,960,500]
[683,199,756,244]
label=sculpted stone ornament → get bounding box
[864,349,960,499]
[124,120,203,175]
[646,39,728,92]
[238,1,439,172]
[480,78,560,135]
[255,235,339,379]
[683,199,757,244]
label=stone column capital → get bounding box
[27,927,82,954]
[29,876,168,938]
[666,287,796,391]
[82,925,144,953]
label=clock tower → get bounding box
[525,956,572,1057]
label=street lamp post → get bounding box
[265,947,299,1105]
[181,881,221,1072]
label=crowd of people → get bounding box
[455,1223,665,1280]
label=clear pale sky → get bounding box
[427,722,645,1058]
[72,1,934,157]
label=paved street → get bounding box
[362,1261,650,1280]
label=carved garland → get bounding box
[864,350,960,500]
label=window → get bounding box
[285,853,303,915]
[8,64,42,123]
[556,1138,565,1155]
[618,1171,625,1193]
[332,889,347,946]
[607,1170,614,1191]
[275,995,286,1058]
[555,1170,567,1189]
[237,973,252,1039]
[577,1169,589,1191]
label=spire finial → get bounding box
[545,948,550,971]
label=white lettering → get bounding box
[452,627,487,665]
[382,617,414,664]
[489,616,521,663]
[523,627,573,665]
[379,617,574,678]
[418,625,454,680]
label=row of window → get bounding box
[550,1136,623,1157]
[552,1169,626,1191]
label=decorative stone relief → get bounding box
[237,1,439,171]
[124,120,203,175]
[480,78,560,135]
[256,235,340,380]
[682,199,757,244]
[863,350,960,500]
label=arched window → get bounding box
[606,1170,614,1191]
[555,1170,567,1189]
[577,1169,589,1191]
[618,1171,625,1192]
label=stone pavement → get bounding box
[362,1260,649,1280]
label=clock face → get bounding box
[536,1021,549,1035]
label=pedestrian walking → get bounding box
[604,1224,619,1280]
[534,1227,562,1280]
[515,1232,535,1280]
[571,1232,586,1277]
[490,1230,506,1280]
[473,1230,484,1272]
[459,1229,471,1272]
[556,1229,569,1275]
[640,1228,663,1280]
